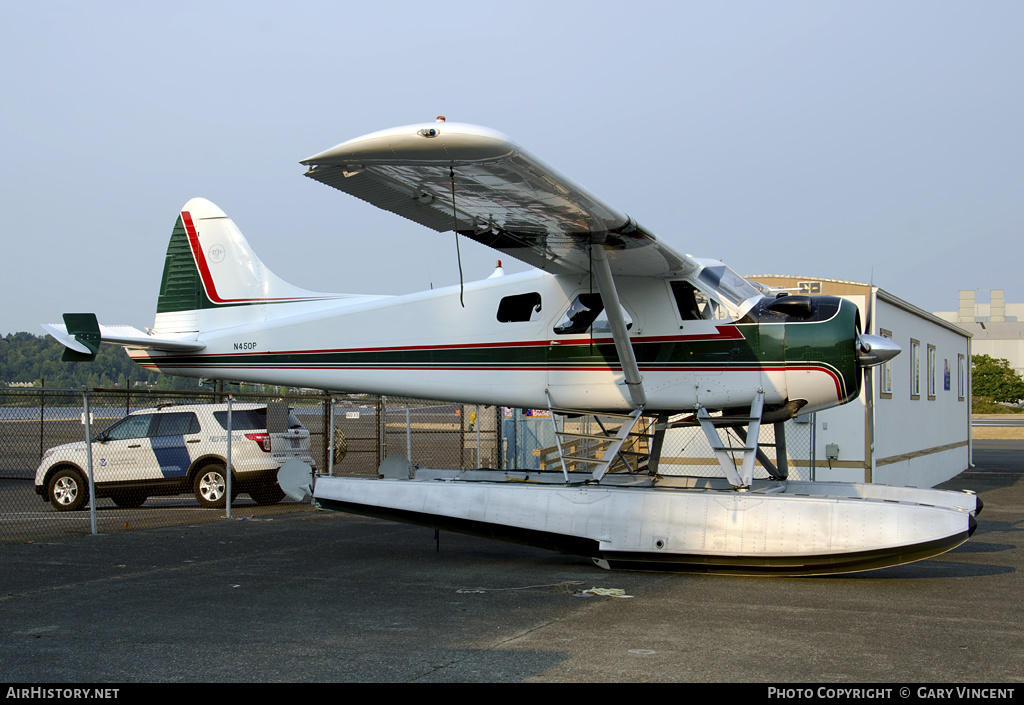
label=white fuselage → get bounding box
[131,269,845,414]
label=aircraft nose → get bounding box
[857,333,901,367]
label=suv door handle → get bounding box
[128,444,142,448]
[186,439,200,444]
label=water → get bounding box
[0,406,137,421]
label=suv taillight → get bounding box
[245,432,272,452]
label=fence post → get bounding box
[39,381,45,461]
[225,395,232,519]
[327,396,335,477]
[475,405,481,468]
[321,391,330,472]
[406,405,412,466]
[82,390,98,535]
[809,412,817,482]
[377,396,385,469]
[459,403,466,469]
[495,406,502,470]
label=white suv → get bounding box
[34,403,316,511]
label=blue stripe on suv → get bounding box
[151,435,191,478]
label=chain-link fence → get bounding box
[0,388,502,542]
[1,387,819,542]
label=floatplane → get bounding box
[45,119,979,575]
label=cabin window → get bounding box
[670,281,704,321]
[496,292,542,323]
[554,293,633,335]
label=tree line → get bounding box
[972,354,1024,409]
[1,331,204,391]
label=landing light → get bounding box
[419,116,447,137]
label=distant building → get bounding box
[934,290,1024,378]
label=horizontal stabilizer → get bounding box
[43,313,205,361]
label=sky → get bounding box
[2,1,1022,336]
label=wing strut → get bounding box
[590,244,647,410]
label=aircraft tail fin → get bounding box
[154,197,340,334]
[44,198,350,358]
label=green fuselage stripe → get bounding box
[137,311,859,401]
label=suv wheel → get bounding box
[49,468,87,512]
[194,465,230,508]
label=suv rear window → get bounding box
[213,408,267,431]
[213,408,305,430]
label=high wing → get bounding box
[300,120,696,279]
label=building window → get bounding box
[910,339,921,399]
[879,329,893,399]
[927,344,937,400]
[958,354,966,401]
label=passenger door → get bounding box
[94,413,158,484]
[546,292,637,410]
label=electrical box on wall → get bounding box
[826,443,840,460]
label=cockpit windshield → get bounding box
[693,260,763,317]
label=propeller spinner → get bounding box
[857,333,901,367]
[857,284,901,368]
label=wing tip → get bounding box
[301,121,516,167]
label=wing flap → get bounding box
[302,122,696,278]
[304,162,456,234]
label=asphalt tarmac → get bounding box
[1,441,1021,686]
